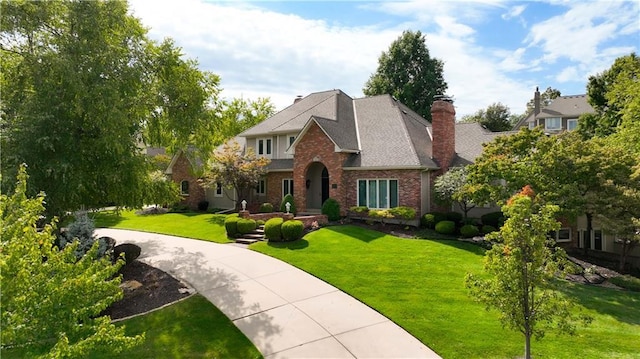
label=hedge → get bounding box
[224,215,240,237]
[460,224,480,238]
[280,194,296,214]
[435,220,456,235]
[281,220,304,241]
[322,198,341,221]
[259,202,274,213]
[237,219,257,234]
[264,217,284,242]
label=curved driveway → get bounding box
[96,228,441,359]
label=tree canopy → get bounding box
[580,53,640,138]
[363,30,447,121]
[460,102,514,132]
[0,0,221,216]
[0,165,143,357]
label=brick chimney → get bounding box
[534,86,540,115]
[431,99,456,172]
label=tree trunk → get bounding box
[525,333,532,359]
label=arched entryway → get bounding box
[305,162,330,212]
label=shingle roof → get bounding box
[240,90,342,136]
[240,89,499,170]
[537,94,594,119]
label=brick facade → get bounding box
[170,152,206,210]
[293,122,350,214]
[265,171,294,210]
[431,100,456,174]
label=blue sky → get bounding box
[128,0,639,117]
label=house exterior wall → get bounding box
[575,215,640,267]
[266,171,294,209]
[170,152,205,210]
[292,122,349,214]
[343,169,423,216]
[206,187,236,210]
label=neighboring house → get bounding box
[202,89,505,217]
[514,87,595,132]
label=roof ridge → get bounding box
[271,90,339,131]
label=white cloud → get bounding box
[501,4,526,20]
[556,66,579,83]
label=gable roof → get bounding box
[240,89,501,170]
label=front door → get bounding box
[321,167,329,205]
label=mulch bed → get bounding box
[103,260,193,320]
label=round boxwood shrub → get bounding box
[481,225,497,235]
[280,194,296,214]
[435,220,456,235]
[264,217,284,242]
[481,211,505,228]
[224,215,240,237]
[460,224,480,238]
[237,219,257,234]
[322,198,341,221]
[256,219,265,226]
[281,220,304,241]
[259,202,274,213]
[421,212,446,228]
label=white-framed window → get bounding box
[579,229,604,251]
[567,118,578,131]
[528,121,536,129]
[282,179,294,197]
[180,180,189,196]
[255,179,266,196]
[215,182,223,197]
[357,179,399,209]
[545,117,561,131]
[549,228,571,243]
[257,137,272,158]
[288,135,295,147]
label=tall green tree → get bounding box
[1,165,143,358]
[466,186,590,359]
[215,97,275,142]
[460,102,514,132]
[363,30,447,121]
[580,53,640,138]
[0,0,219,216]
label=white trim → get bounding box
[257,137,273,158]
[255,178,266,196]
[282,178,294,197]
[353,100,362,151]
[567,118,578,131]
[180,180,189,196]
[344,165,433,171]
[214,182,223,197]
[356,178,399,209]
[545,117,561,131]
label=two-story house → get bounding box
[172,89,504,217]
[514,87,595,132]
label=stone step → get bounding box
[243,233,265,239]
[235,238,259,245]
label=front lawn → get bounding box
[251,225,640,359]
[2,295,261,359]
[92,210,232,244]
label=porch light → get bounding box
[241,200,247,211]
[285,202,291,214]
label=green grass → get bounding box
[2,295,262,359]
[251,225,640,359]
[92,210,232,244]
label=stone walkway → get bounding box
[97,228,441,358]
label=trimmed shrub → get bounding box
[389,206,416,224]
[435,220,456,235]
[256,219,265,226]
[322,198,341,221]
[224,215,240,237]
[264,217,284,242]
[444,212,463,224]
[281,220,304,241]
[610,275,640,292]
[197,200,209,211]
[280,194,296,214]
[369,209,393,225]
[349,206,369,215]
[481,211,505,228]
[481,225,497,235]
[237,219,257,234]
[460,224,480,238]
[421,212,446,228]
[259,202,274,213]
